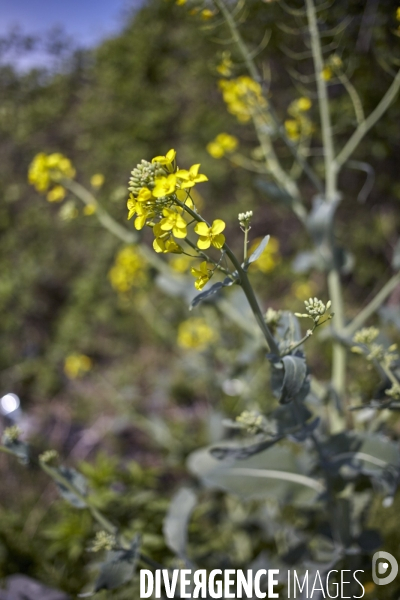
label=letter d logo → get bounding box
[372,551,398,586]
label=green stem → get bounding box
[335,68,400,170]
[213,0,323,194]
[345,271,400,337]
[177,200,279,354]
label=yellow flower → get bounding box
[206,142,225,159]
[177,317,217,350]
[159,208,188,238]
[322,67,332,81]
[152,174,177,198]
[152,223,184,253]
[108,246,146,292]
[285,119,300,141]
[151,149,176,171]
[218,76,266,123]
[176,164,208,189]
[46,185,66,202]
[291,281,317,301]
[170,255,192,273]
[248,236,280,273]
[136,187,152,202]
[28,152,75,192]
[64,354,92,379]
[194,219,226,249]
[207,133,238,158]
[397,7,400,20]
[216,53,233,77]
[191,261,211,290]
[176,0,186,4]
[296,97,312,112]
[90,173,105,188]
[84,204,96,216]
[201,8,215,19]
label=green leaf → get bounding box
[210,437,283,460]
[247,235,270,265]
[163,487,197,557]
[93,535,141,592]
[273,355,307,405]
[190,276,236,309]
[188,445,323,505]
[3,439,29,465]
[55,467,88,508]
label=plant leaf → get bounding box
[94,535,141,592]
[247,235,270,265]
[190,276,236,309]
[163,487,197,557]
[279,355,307,405]
[55,467,88,508]
[210,436,283,460]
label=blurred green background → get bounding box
[0,0,400,595]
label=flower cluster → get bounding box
[177,317,217,350]
[90,531,116,553]
[216,52,233,77]
[295,297,333,324]
[218,76,266,123]
[352,328,398,370]
[108,246,147,293]
[127,149,214,255]
[39,449,59,466]
[28,152,75,202]
[64,354,93,379]
[207,133,238,159]
[238,210,253,229]
[284,97,313,142]
[236,411,265,434]
[2,425,21,444]
[191,261,213,290]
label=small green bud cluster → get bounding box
[128,160,165,195]
[238,210,253,228]
[353,327,379,345]
[265,307,282,328]
[295,297,333,324]
[236,410,264,434]
[2,425,21,444]
[39,449,59,466]
[90,531,116,553]
[352,328,398,369]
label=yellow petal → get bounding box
[212,234,225,249]
[173,226,187,239]
[194,222,210,236]
[176,169,190,180]
[211,219,226,234]
[197,237,211,250]
[189,164,201,176]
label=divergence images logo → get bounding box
[372,551,398,586]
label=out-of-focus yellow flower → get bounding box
[177,317,217,350]
[397,7,400,20]
[322,67,332,81]
[47,185,66,202]
[248,236,280,273]
[90,173,105,188]
[295,97,312,112]
[194,219,226,250]
[219,76,266,123]
[207,133,238,159]
[201,9,215,19]
[176,164,208,189]
[291,281,318,301]
[191,261,211,290]
[108,246,147,293]
[83,204,96,216]
[170,255,192,273]
[28,152,75,193]
[216,53,233,77]
[285,119,300,141]
[153,174,177,198]
[64,354,92,379]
